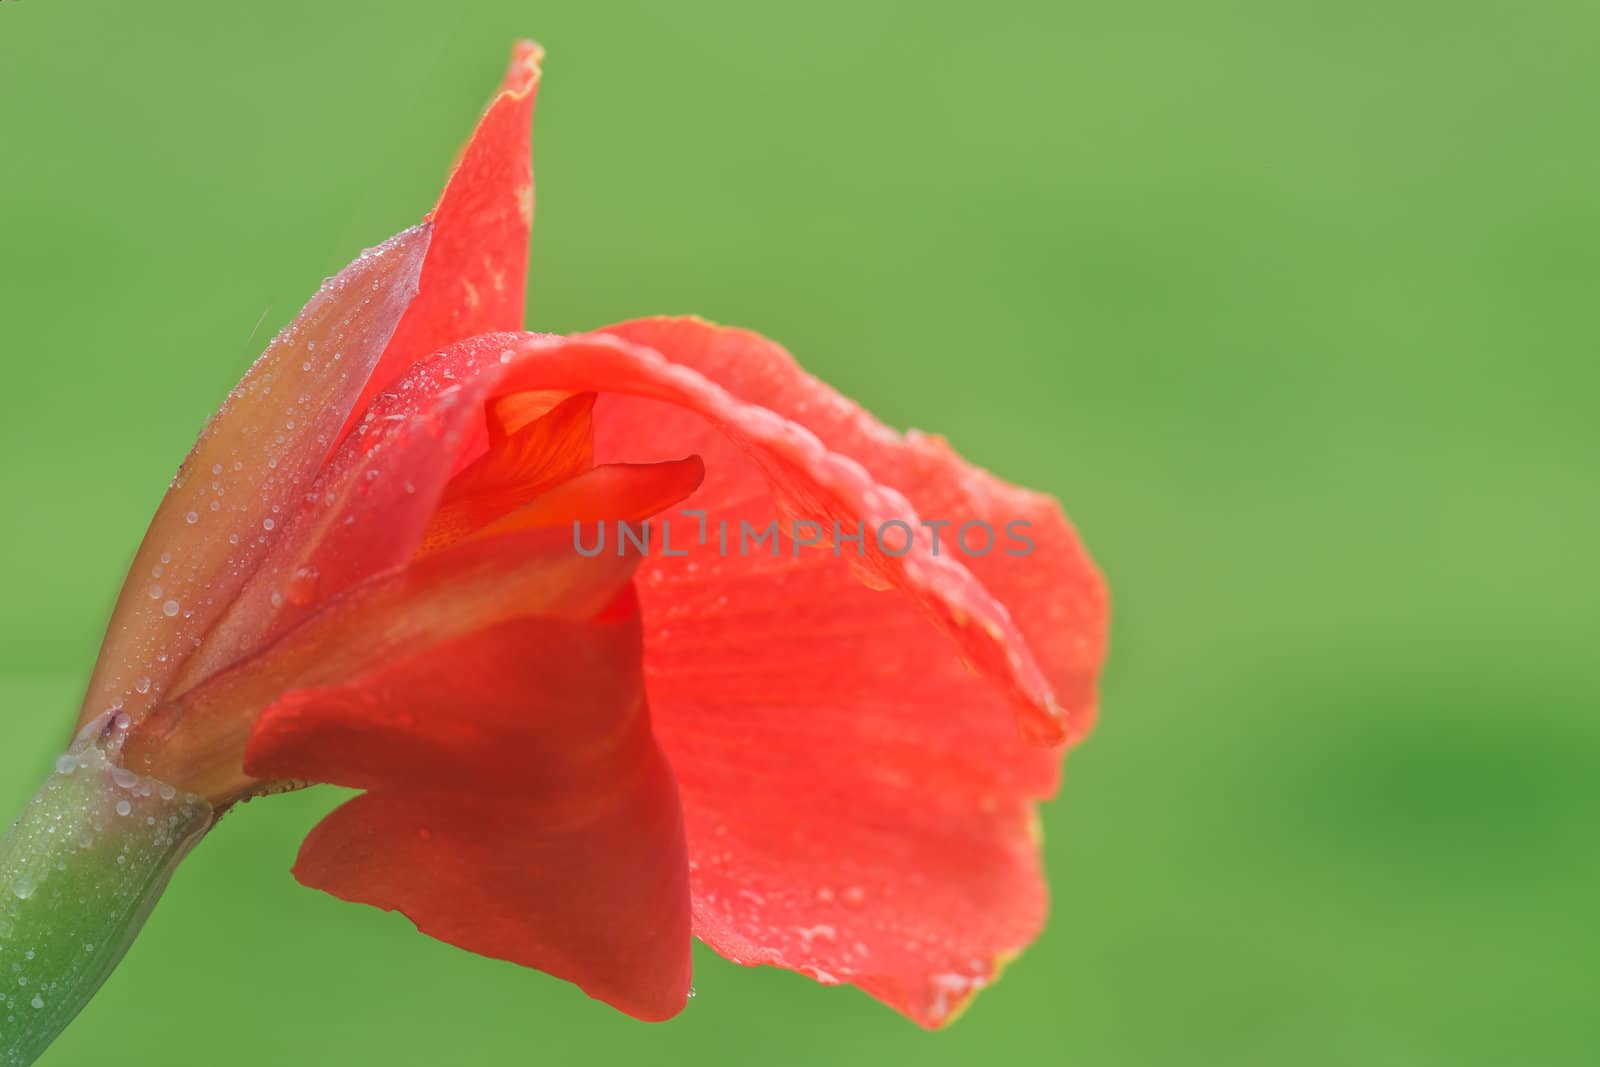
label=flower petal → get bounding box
[171,335,518,689]
[79,225,430,730]
[140,324,1096,1024]
[345,41,543,431]
[462,328,1103,1023]
[418,391,595,555]
[243,602,692,1021]
[598,316,1108,741]
[594,399,1062,1022]
[123,526,635,802]
[480,330,1081,745]
[637,557,1055,1026]
[478,458,706,539]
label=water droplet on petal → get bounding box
[286,567,320,607]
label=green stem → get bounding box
[0,728,211,1066]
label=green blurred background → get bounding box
[2,1,1596,1064]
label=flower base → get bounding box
[0,727,211,1066]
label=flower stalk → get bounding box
[0,724,211,1067]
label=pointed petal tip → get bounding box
[507,40,545,89]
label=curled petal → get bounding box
[244,605,692,1021]
[483,330,1079,745]
[598,316,1108,740]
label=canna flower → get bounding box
[0,40,1106,1064]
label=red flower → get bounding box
[85,42,1108,1028]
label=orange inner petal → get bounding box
[417,389,705,559]
[417,391,596,555]
[488,388,573,441]
[477,457,706,540]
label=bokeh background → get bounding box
[2,1,1596,1064]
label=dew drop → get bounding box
[31,994,43,1010]
[54,754,77,776]
[185,511,199,525]
[162,600,180,617]
[286,567,320,607]
[263,518,276,532]
[10,876,35,900]
[134,676,152,694]
[115,800,132,817]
